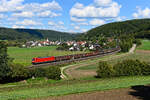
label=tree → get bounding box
[0,41,11,81]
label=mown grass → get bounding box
[76,64,98,70]
[8,46,86,66]
[137,39,150,50]
[1,76,150,100]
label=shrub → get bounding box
[139,61,150,75]
[10,63,30,81]
[30,68,46,78]
[45,66,61,80]
[133,39,142,46]
[0,42,12,81]
[113,59,143,76]
[96,61,114,78]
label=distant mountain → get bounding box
[0,27,78,41]
[84,19,150,40]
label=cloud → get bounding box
[71,17,87,22]
[0,0,24,12]
[12,25,25,29]
[12,11,34,18]
[74,26,80,30]
[37,11,61,18]
[89,19,105,26]
[16,19,42,26]
[78,22,88,26]
[70,1,121,18]
[48,21,66,30]
[94,0,112,6]
[0,14,7,19]
[133,7,150,18]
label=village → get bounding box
[22,38,101,51]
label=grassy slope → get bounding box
[8,46,86,66]
[137,40,150,50]
[77,40,150,71]
[1,76,150,100]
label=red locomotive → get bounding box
[32,47,120,64]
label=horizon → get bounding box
[0,0,150,33]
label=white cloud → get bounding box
[94,0,112,6]
[0,0,24,12]
[133,7,150,18]
[12,25,25,29]
[71,17,87,22]
[89,19,105,26]
[81,29,88,32]
[12,11,34,18]
[74,26,80,30]
[70,1,121,18]
[48,21,66,30]
[0,14,7,19]
[37,11,61,18]
[78,22,88,26]
[58,21,64,25]
[16,19,42,26]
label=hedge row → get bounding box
[96,59,150,78]
[0,64,61,83]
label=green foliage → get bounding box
[139,61,150,75]
[56,43,70,50]
[113,59,143,76]
[119,35,133,52]
[10,63,29,80]
[30,68,46,78]
[96,61,114,78]
[133,39,142,46]
[85,19,150,41]
[0,41,11,81]
[0,27,77,41]
[96,59,150,78]
[45,66,61,80]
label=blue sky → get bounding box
[0,0,150,33]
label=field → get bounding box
[8,46,86,66]
[137,39,150,50]
[1,76,150,100]
[2,39,150,100]
[75,40,150,72]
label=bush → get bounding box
[10,63,30,80]
[139,61,150,75]
[30,68,46,78]
[133,39,142,46]
[45,66,61,80]
[96,61,114,78]
[114,59,144,76]
[0,42,12,81]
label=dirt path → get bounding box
[32,85,150,100]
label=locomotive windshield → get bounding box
[32,58,35,61]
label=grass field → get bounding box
[1,76,150,100]
[76,40,150,71]
[8,46,86,66]
[137,39,150,50]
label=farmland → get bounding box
[8,46,86,66]
[1,76,150,100]
[137,40,150,50]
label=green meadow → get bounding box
[137,39,150,50]
[8,46,86,66]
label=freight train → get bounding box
[32,47,120,65]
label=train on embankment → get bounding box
[32,47,121,65]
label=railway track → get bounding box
[29,48,121,68]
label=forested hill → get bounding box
[0,27,77,41]
[84,19,150,40]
